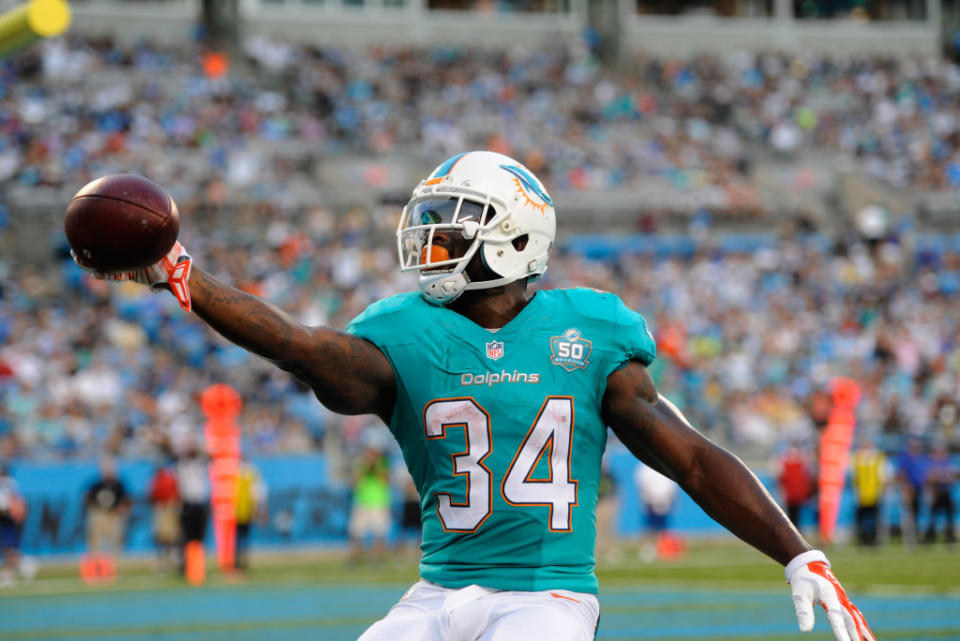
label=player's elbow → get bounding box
[265,326,322,377]
[272,356,313,387]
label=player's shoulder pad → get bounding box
[550,287,656,366]
[346,292,426,343]
[547,287,621,319]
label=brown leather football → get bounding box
[65,174,179,271]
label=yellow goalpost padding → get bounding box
[0,0,71,59]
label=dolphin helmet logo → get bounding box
[500,164,553,213]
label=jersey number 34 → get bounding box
[424,396,578,533]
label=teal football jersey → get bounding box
[346,288,656,594]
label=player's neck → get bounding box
[447,281,532,329]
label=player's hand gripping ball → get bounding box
[66,174,193,312]
[64,173,180,272]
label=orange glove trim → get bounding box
[808,561,874,641]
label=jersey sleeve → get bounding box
[610,295,656,370]
[345,307,380,345]
[345,293,419,353]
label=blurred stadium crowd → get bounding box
[0,34,958,466]
[3,33,960,197]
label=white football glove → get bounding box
[785,550,874,641]
[72,241,193,312]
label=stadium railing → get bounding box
[62,0,941,55]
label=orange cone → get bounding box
[80,553,116,586]
[185,541,206,586]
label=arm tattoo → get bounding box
[209,290,251,307]
[236,309,295,352]
[190,268,307,365]
[188,267,392,417]
[318,336,387,386]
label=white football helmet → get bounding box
[397,151,556,304]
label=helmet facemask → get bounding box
[397,191,501,304]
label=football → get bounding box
[64,174,180,272]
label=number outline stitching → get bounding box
[423,397,494,533]
[500,395,579,532]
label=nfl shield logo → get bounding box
[485,340,504,361]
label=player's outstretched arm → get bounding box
[602,361,807,563]
[602,361,874,641]
[75,245,395,421]
[188,267,396,421]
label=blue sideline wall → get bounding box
[10,456,349,556]
[6,452,956,556]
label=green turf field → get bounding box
[1,541,957,640]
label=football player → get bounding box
[79,151,874,641]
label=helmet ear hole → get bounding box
[511,234,529,251]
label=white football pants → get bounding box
[358,580,600,641]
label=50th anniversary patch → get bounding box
[550,328,592,371]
